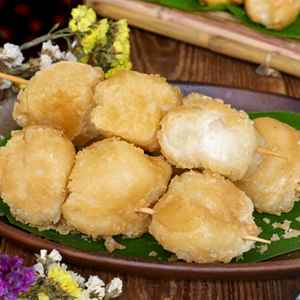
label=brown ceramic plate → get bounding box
[1,82,300,281]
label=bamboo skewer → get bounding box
[244,235,271,244]
[139,208,271,244]
[256,147,287,159]
[0,72,28,85]
[85,0,300,78]
[139,207,156,215]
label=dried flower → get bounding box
[0,43,24,68]
[0,78,12,90]
[47,265,82,299]
[0,4,131,99]
[42,40,63,61]
[0,254,36,299]
[11,249,123,300]
[48,249,62,263]
[39,54,52,69]
[106,278,123,299]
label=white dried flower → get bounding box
[42,40,62,60]
[50,261,68,270]
[0,78,12,90]
[68,270,86,288]
[62,51,77,62]
[48,249,62,262]
[81,290,98,300]
[39,249,48,263]
[39,54,52,69]
[0,43,24,68]
[107,278,122,298]
[34,262,45,278]
[86,276,105,298]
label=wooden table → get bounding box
[2,24,300,300]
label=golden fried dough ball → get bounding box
[62,138,172,239]
[235,117,300,215]
[244,0,300,30]
[149,170,260,263]
[0,125,75,227]
[199,0,244,5]
[90,70,182,152]
[183,92,215,107]
[13,61,104,146]
[158,99,258,181]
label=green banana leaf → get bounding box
[1,111,300,264]
[140,0,300,40]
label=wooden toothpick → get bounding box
[244,235,271,244]
[139,208,156,215]
[0,72,28,85]
[256,147,287,159]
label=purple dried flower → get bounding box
[0,254,36,300]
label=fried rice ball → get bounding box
[182,92,215,107]
[149,170,260,263]
[244,0,300,30]
[0,125,76,227]
[13,61,104,146]
[235,117,300,215]
[90,70,182,152]
[158,97,258,181]
[62,138,172,239]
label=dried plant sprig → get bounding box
[0,249,123,300]
[0,4,132,98]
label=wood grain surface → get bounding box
[2,25,300,300]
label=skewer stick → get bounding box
[244,235,271,244]
[0,72,28,85]
[139,207,156,215]
[140,209,271,245]
[256,147,287,159]
[295,186,300,192]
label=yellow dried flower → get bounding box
[82,30,97,54]
[69,19,77,32]
[77,18,92,33]
[116,19,130,42]
[37,293,50,300]
[104,59,132,78]
[113,40,124,54]
[95,18,109,44]
[71,5,88,20]
[48,266,82,299]
[78,55,89,63]
[85,8,97,24]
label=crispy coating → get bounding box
[62,138,172,238]
[13,61,104,146]
[90,70,182,152]
[235,117,300,215]
[158,98,258,181]
[0,125,75,226]
[199,0,244,5]
[244,0,300,30]
[149,170,260,263]
[183,92,215,107]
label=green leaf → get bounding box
[1,111,300,263]
[0,199,172,261]
[140,0,300,40]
